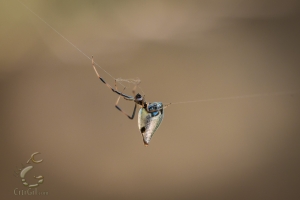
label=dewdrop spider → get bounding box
[92,57,170,146]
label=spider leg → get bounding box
[142,95,146,107]
[132,85,137,96]
[92,56,133,100]
[114,80,118,91]
[115,87,137,119]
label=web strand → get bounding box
[168,90,300,105]
[18,1,300,106]
[17,0,125,87]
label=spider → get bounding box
[92,57,170,146]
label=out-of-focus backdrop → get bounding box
[1,1,300,199]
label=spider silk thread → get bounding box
[18,1,300,106]
[169,90,300,105]
[17,0,125,87]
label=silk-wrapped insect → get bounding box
[92,57,170,146]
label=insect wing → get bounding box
[138,107,164,145]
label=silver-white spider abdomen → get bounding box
[138,102,164,145]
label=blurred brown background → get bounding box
[1,0,300,199]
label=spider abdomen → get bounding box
[138,102,164,146]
